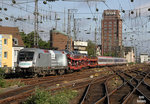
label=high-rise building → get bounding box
[101,10,122,56]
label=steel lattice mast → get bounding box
[34,0,39,47]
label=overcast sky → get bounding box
[0,0,150,55]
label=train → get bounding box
[16,48,127,77]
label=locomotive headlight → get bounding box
[33,62,35,66]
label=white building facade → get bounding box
[73,41,88,54]
[140,54,148,63]
[124,47,135,63]
[12,47,24,69]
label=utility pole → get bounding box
[67,9,71,51]
[34,0,39,47]
[95,27,97,56]
[55,12,57,30]
[73,14,77,40]
[67,9,78,51]
[64,8,66,33]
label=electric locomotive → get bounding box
[16,48,68,76]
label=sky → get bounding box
[0,0,150,55]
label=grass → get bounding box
[24,88,78,104]
[0,76,25,88]
[0,68,24,88]
[0,68,6,88]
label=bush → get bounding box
[0,68,5,78]
[24,88,51,104]
[0,78,6,88]
[0,68,6,88]
[129,62,135,65]
[24,88,78,104]
[49,89,78,104]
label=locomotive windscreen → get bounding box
[19,51,34,61]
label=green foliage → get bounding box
[24,88,78,104]
[6,80,25,87]
[103,52,118,57]
[38,39,50,49]
[0,68,6,88]
[128,62,135,65]
[20,32,50,49]
[49,89,78,104]
[24,88,51,104]
[0,79,6,88]
[0,68,5,78]
[0,68,24,88]
[86,40,96,56]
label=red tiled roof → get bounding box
[0,26,24,47]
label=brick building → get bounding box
[101,10,122,56]
[50,29,72,51]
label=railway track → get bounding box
[79,69,150,104]
[0,65,149,104]
[79,75,115,104]
[0,69,113,104]
[118,70,150,103]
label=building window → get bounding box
[104,28,107,30]
[4,39,7,45]
[104,25,107,27]
[104,34,107,36]
[109,21,112,24]
[104,22,107,24]
[4,52,7,58]
[4,65,7,67]
[14,50,18,56]
[13,38,18,45]
[104,37,107,39]
[108,28,112,30]
[109,30,112,33]
[108,34,111,36]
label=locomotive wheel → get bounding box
[57,69,65,75]
[33,73,38,78]
[66,69,74,74]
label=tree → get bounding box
[20,32,50,49]
[86,40,96,56]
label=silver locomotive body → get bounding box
[16,48,68,76]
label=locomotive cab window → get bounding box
[19,51,34,61]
